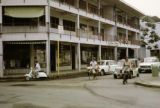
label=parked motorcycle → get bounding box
[24,67,48,81]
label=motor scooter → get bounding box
[24,67,47,81]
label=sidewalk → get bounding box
[0,70,88,82]
[135,74,160,88]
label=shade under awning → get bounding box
[4,7,44,18]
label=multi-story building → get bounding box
[0,0,143,77]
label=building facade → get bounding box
[0,0,143,77]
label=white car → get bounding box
[138,57,160,73]
[113,59,139,79]
[98,60,118,75]
[87,60,118,76]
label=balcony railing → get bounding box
[2,25,47,33]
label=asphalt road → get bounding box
[0,74,160,108]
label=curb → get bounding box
[135,80,160,88]
[0,71,88,82]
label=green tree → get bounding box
[141,16,160,50]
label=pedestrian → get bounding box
[122,57,131,84]
[90,57,98,79]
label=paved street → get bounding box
[0,74,160,108]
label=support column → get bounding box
[126,48,128,58]
[0,6,2,32]
[134,48,139,59]
[0,6,3,77]
[30,44,35,68]
[126,30,128,44]
[76,14,80,38]
[0,41,3,78]
[114,47,117,61]
[45,5,51,75]
[77,43,81,72]
[98,45,101,61]
[76,0,79,9]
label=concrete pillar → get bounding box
[0,40,3,78]
[30,44,35,68]
[0,6,2,33]
[114,47,117,61]
[98,21,101,40]
[0,6,2,24]
[86,1,88,12]
[45,5,51,75]
[76,0,79,9]
[76,14,80,39]
[126,48,128,58]
[46,41,50,75]
[98,45,101,61]
[125,13,128,24]
[0,6,3,77]
[126,30,128,43]
[134,48,139,59]
[77,43,81,72]
[59,18,63,26]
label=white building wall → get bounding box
[104,26,115,41]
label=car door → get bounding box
[110,62,117,73]
[104,61,109,73]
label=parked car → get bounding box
[87,60,118,76]
[138,57,160,73]
[98,60,118,75]
[113,59,139,79]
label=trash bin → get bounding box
[152,65,159,77]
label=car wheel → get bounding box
[26,76,30,81]
[138,69,141,73]
[100,70,105,76]
[114,74,117,79]
[137,73,139,77]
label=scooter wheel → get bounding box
[26,77,30,81]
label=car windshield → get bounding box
[98,61,105,65]
[144,58,159,62]
[117,61,124,67]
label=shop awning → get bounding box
[5,41,46,45]
[4,7,44,18]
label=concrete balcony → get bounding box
[1,0,47,5]
[2,26,47,33]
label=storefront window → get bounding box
[34,45,46,68]
[4,44,30,69]
[102,48,114,60]
[81,47,97,64]
[59,45,71,66]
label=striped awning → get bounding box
[5,41,46,45]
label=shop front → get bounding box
[3,41,46,75]
[50,42,76,72]
[101,47,114,60]
[81,45,98,68]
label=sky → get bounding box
[123,0,160,18]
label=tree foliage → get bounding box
[141,16,160,49]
